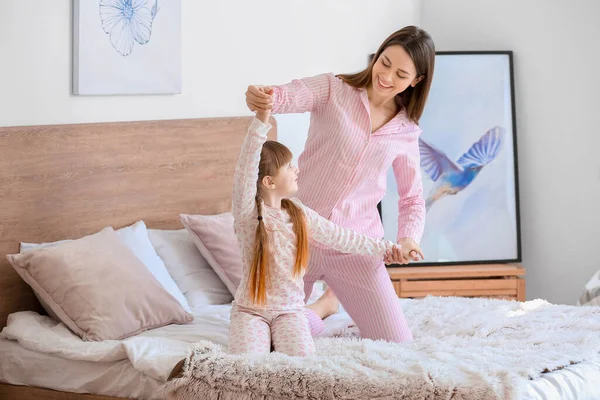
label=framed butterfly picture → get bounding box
[73,0,182,95]
[380,51,522,266]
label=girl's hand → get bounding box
[255,108,271,124]
[398,237,424,262]
[384,244,408,265]
[246,85,273,112]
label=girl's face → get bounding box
[264,162,299,198]
[371,44,423,99]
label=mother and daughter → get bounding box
[228,26,435,356]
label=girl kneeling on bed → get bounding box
[228,104,410,357]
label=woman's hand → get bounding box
[398,237,424,262]
[246,85,273,112]
[384,238,424,265]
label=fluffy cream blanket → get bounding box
[162,297,600,400]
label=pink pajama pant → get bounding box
[228,303,315,357]
[304,248,413,343]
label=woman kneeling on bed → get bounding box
[228,106,410,356]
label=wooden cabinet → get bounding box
[387,264,525,301]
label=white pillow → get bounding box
[21,221,191,313]
[147,229,233,307]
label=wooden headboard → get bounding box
[0,116,277,328]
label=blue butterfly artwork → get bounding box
[419,126,505,210]
[99,0,160,56]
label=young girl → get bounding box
[245,26,434,343]
[228,106,406,357]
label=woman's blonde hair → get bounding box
[248,141,309,306]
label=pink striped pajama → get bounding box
[229,118,399,356]
[271,73,426,342]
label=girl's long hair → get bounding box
[337,26,435,124]
[248,141,309,306]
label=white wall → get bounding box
[10,0,597,306]
[421,0,600,304]
[0,0,420,128]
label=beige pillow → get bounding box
[7,227,193,342]
[180,213,242,296]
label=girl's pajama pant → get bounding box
[304,248,413,343]
[228,303,315,357]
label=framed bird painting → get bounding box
[380,51,522,266]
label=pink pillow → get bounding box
[7,227,193,342]
[179,213,241,295]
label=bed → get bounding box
[1,117,600,400]
[0,116,277,399]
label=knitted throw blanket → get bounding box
[162,297,600,400]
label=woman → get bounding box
[246,26,435,342]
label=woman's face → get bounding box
[371,44,423,99]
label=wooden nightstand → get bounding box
[387,264,525,301]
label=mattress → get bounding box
[1,303,599,400]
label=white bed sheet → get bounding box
[0,338,160,399]
[0,304,235,399]
[1,304,599,400]
[524,356,600,400]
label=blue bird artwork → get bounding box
[419,126,505,211]
[99,0,160,57]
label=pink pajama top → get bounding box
[232,118,396,310]
[271,73,426,243]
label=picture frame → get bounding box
[73,0,182,95]
[378,51,522,266]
